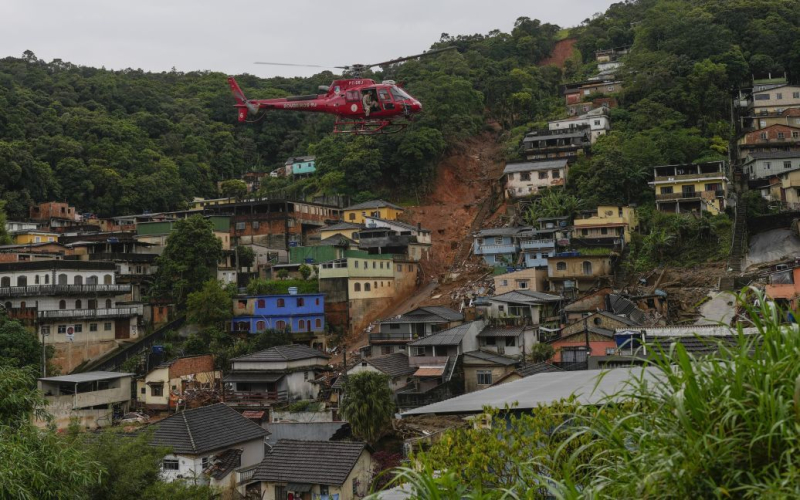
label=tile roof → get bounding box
[490,290,562,304]
[463,350,518,366]
[150,403,268,455]
[380,306,462,325]
[478,325,525,338]
[414,367,445,377]
[365,353,416,378]
[409,322,477,346]
[417,306,464,321]
[747,151,800,160]
[344,199,404,211]
[231,344,330,363]
[321,222,363,232]
[264,422,349,448]
[222,372,285,383]
[503,159,570,174]
[251,440,366,485]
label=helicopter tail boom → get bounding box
[227,77,252,122]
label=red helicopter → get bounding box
[227,47,455,135]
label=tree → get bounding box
[220,179,248,199]
[0,366,103,498]
[186,279,233,327]
[236,245,255,269]
[298,263,312,280]
[528,343,554,363]
[276,269,289,280]
[150,216,223,304]
[0,201,11,245]
[523,189,584,225]
[340,372,395,444]
[0,314,42,370]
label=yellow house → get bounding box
[342,200,404,224]
[649,161,728,215]
[573,205,639,244]
[190,196,236,210]
[12,231,58,245]
[319,222,363,241]
[778,168,800,209]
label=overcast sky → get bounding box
[0,0,617,78]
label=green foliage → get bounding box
[528,343,555,363]
[0,200,11,244]
[298,263,312,280]
[522,189,584,225]
[186,279,233,327]
[0,365,48,428]
[219,179,247,199]
[284,400,322,413]
[150,215,223,303]
[246,278,318,295]
[236,245,255,268]
[340,372,395,444]
[276,269,290,280]
[0,314,42,370]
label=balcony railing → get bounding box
[408,355,448,367]
[653,171,726,182]
[474,244,517,255]
[224,390,288,404]
[656,189,725,201]
[0,284,132,297]
[520,239,555,250]
[38,306,142,320]
[369,332,415,342]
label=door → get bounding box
[378,87,395,110]
[114,320,130,340]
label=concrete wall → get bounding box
[161,437,264,484]
[463,364,514,393]
[494,268,547,294]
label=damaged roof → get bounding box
[490,290,562,304]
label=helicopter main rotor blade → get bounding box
[254,62,347,69]
[366,46,458,69]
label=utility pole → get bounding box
[41,326,47,377]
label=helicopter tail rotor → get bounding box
[227,77,259,122]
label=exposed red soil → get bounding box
[539,38,577,68]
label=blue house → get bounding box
[232,293,327,350]
[473,228,522,266]
[285,156,316,178]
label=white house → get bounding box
[503,159,569,198]
[744,151,800,180]
[37,371,133,430]
[548,107,611,143]
[150,403,268,491]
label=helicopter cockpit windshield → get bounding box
[390,86,412,101]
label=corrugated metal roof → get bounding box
[478,326,525,338]
[401,367,663,416]
[39,371,133,383]
[463,350,518,366]
[408,322,477,346]
[490,290,562,304]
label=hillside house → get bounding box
[150,403,268,489]
[476,324,537,358]
[522,128,590,162]
[354,226,430,262]
[284,156,316,178]
[746,85,800,118]
[503,159,568,198]
[563,80,623,107]
[747,107,800,130]
[765,267,800,309]
[343,200,404,224]
[650,161,729,214]
[224,345,331,402]
[548,107,611,143]
[241,440,373,500]
[462,350,519,392]
[744,151,800,180]
[37,371,133,430]
[369,306,463,358]
[340,352,416,393]
[318,221,364,241]
[547,254,614,293]
[136,355,219,411]
[549,328,618,370]
[491,361,562,386]
[737,124,800,153]
[11,230,58,245]
[493,268,547,295]
[775,167,800,209]
[231,293,326,350]
[572,205,638,248]
[567,96,617,117]
[29,201,79,227]
[473,227,522,267]
[485,291,562,328]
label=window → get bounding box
[59,300,66,310]
[0,277,8,287]
[477,370,493,385]
[276,320,286,330]
[777,93,783,100]
[606,347,616,355]
[552,170,560,179]
[600,227,608,235]
[785,161,792,169]
[16,276,27,286]
[582,261,593,275]
[58,325,67,334]
[348,213,356,221]
[151,385,163,397]
[105,299,112,309]
[140,387,146,395]
[372,261,376,269]
[520,172,530,181]
[538,171,548,179]
[315,298,319,305]
[354,283,361,292]
[58,273,67,285]
[315,318,322,328]
[104,322,112,331]
[252,221,260,230]
[411,346,426,356]
[562,348,588,363]
[235,222,246,230]
[581,228,588,236]
[256,320,265,331]
[397,264,402,272]
[760,132,768,140]
[794,132,799,139]
[257,299,265,308]
[277,298,285,307]
[754,94,770,101]
[660,186,673,194]
[556,262,567,271]
[299,319,306,330]
[89,323,98,332]
[161,459,178,470]
[778,132,786,139]
[498,305,505,312]
[354,260,359,268]
[516,280,529,289]
[34,275,39,285]
[74,299,82,309]
[201,457,210,470]
[594,120,601,126]
[87,275,98,285]
[765,161,771,170]
[297,297,305,307]
[104,274,112,284]
[505,337,516,347]
[34,236,41,243]
[794,92,800,99]
[73,324,82,333]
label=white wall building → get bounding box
[548,108,611,143]
[503,159,569,198]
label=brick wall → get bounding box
[168,355,215,378]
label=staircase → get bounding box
[728,193,748,273]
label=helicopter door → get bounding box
[378,88,395,110]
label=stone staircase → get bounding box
[728,193,748,273]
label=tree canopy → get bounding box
[340,372,395,444]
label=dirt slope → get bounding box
[539,38,577,68]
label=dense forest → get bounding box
[0,0,798,219]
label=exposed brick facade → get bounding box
[168,355,215,379]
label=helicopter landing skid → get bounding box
[333,118,408,135]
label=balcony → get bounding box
[38,306,142,321]
[653,171,726,182]
[524,255,549,267]
[369,332,415,342]
[520,239,555,250]
[474,244,517,255]
[0,284,132,297]
[408,355,448,367]
[223,390,288,404]
[656,189,725,201]
[87,253,157,263]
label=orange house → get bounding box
[765,267,800,309]
[549,328,618,367]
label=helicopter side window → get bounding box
[378,88,395,110]
[391,86,411,101]
[346,90,360,102]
